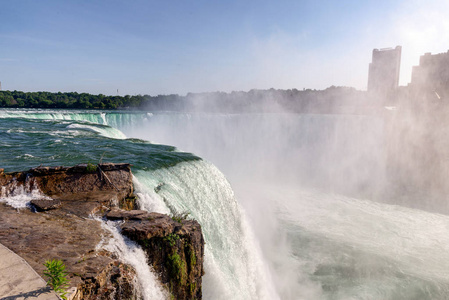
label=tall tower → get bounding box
[368,46,402,94]
[0,81,2,91]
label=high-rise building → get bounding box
[411,51,449,98]
[367,46,402,94]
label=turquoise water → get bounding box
[0,108,277,299]
[0,111,198,172]
[2,108,449,300]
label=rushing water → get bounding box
[98,219,168,299]
[1,108,449,299]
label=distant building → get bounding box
[368,46,402,94]
[411,51,449,98]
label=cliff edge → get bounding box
[0,163,204,299]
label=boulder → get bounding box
[30,199,62,211]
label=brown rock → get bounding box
[31,163,134,202]
[105,209,204,299]
[73,261,137,300]
[0,163,140,297]
[30,199,62,211]
[0,163,205,299]
[105,209,162,221]
[0,202,139,298]
[0,163,136,214]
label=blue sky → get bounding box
[1,0,448,95]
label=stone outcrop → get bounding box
[0,163,205,299]
[0,163,135,214]
[74,261,138,300]
[30,199,62,211]
[106,209,204,299]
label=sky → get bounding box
[1,0,449,96]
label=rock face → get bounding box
[106,209,204,299]
[0,163,135,213]
[75,261,138,300]
[0,163,205,299]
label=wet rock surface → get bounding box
[30,199,62,211]
[0,202,131,298]
[0,163,205,299]
[0,163,138,299]
[3,163,133,201]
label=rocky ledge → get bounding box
[0,163,204,299]
[106,209,204,299]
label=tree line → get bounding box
[0,87,369,113]
[0,90,181,110]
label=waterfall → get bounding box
[133,160,279,299]
[0,108,280,298]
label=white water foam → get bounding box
[14,153,35,159]
[0,177,51,209]
[66,123,126,139]
[0,109,128,140]
[98,220,168,300]
[0,109,107,124]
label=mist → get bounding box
[115,58,449,297]
[118,102,386,299]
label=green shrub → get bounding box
[86,163,97,173]
[43,259,69,299]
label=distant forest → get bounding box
[0,87,374,113]
[0,90,162,110]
